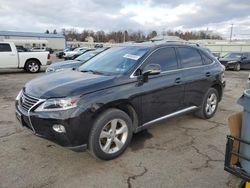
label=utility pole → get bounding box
[124,31,126,43]
[230,24,234,42]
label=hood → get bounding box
[219,57,241,62]
[48,60,82,70]
[24,70,116,99]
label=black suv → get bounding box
[219,52,250,71]
[15,42,225,160]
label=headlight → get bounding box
[55,68,64,72]
[35,97,78,112]
[16,90,22,101]
[46,67,55,73]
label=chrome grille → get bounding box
[20,92,39,111]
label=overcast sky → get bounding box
[0,0,250,39]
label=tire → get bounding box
[195,88,219,119]
[25,60,40,73]
[234,62,241,71]
[88,108,133,160]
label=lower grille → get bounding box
[20,92,39,111]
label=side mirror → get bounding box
[142,64,161,76]
[138,64,161,83]
[241,56,247,60]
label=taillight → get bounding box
[47,53,51,59]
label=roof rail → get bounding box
[148,39,200,47]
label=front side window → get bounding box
[141,47,178,72]
[79,46,149,75]
[0,44,11,52]
[178,47,203,68]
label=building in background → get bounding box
[0,31,65,50]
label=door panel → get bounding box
[140,71,184,124]
[177,47,211,107]
[137,47,184,124]
[241,53,250,69]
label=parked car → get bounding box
[219,52,250,71]
[56,47,75,58]
[31,47,46,52]
[66,48,95,60]
[46,48,109,73]
[95,44,104,48]
[46,48,54,54]
[63,47,90,60]
[0,42,51,73]
[15,42,225,160]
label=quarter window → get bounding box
[142,47,178,72]
[178,47,203,68]
[201,53,213,65]
[0,44,11,52]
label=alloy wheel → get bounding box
[28,62,39,72]
[99,119,128,154]
[205,93,217,116]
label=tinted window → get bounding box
[178,47,203,68]
[142,47,178,72]
[201,53,213,65]
[0,44,11,52]
[79,47,149,75]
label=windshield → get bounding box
[223,53,242,58]
[79,46,149,75]
[75,50,100,62]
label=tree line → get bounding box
[45,29,223,42]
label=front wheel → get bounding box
[234,63,241,71]
[195,88,219,119]
[88,109,133,160]
[25,60,40,73]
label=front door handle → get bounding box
[206,72,211,77]
[175,77,181,85]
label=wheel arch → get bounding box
[92,100,139,132]
[25,58,41,67]
[211,83,223,101]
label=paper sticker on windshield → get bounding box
[123,54,141,60]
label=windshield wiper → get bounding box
[81,69,103,75]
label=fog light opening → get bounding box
[52,124,66,133]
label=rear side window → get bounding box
[178,47,203,68]
[142,47,178,72]
[201,53,213,65]
[0,44,11,52]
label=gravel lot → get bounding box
[0,69,249,188]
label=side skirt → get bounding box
[135,106,198,133]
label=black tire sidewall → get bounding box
[202,88,219,119]
[25,60,40,73]
[88,109,133,160]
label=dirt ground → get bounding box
[0,69,249,188]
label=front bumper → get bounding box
[15,101,88,151]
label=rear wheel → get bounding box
[25,60,40,73]
[234,62,241,71]
[88,109,133,160]
[195,88,219,119]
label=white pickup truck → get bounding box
[0,42,51,73]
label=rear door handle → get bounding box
[175,77,181,85]
[206,72,211,77]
